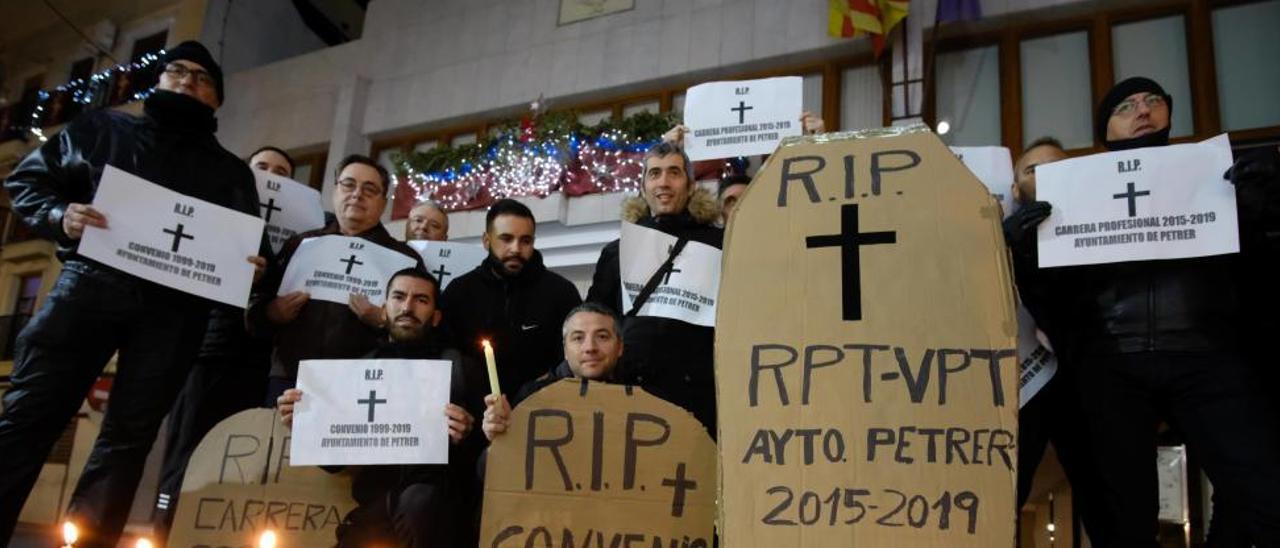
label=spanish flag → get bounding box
[828,0,910,58]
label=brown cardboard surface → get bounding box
[167,408,355,547]
[716,126,1019,546]
[481,379,717,547]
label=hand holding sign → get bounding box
[62,203,108,239]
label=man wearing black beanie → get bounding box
[1004,76,1280,546]
[0,41,263,547]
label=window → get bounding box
[936,45,1001,146]
[1212,0,1280,132]
[450,133,478,147]
[622,100,659,118]
[577,109,612,127]
[841,64,883,132]
[1112,16,1193,138]
[802,73,823,118]
[126,30,168,99]
[1020,31,1094,149]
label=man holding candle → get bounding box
[481,302,624,440]
[278,267,481,548]
[439,199,582,397]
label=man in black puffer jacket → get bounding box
[0,41,263,547]
[1004,76,1280,547]
[587,141,722,434]
[439,199,582,400]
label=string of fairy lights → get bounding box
[396,128,661,211]
[23,50,166,143]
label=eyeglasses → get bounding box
[1111,94,1166,117]
[163,64,216,87]
[336,177,384,199]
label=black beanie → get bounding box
[1095,76,1171,146]
[156,41,224,104]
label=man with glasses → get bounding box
[0,41,264,546]
[249,154,424,401]
[1004,76,1280,546]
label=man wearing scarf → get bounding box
[1004,76,1280,547]
[0,41,263,546]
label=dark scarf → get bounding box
[143,89,218,134]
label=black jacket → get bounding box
[3,91,261,329]
[1011,147,1279,359]
[340,337,484,507]
[438,251,582,397]
[586,205,722,432]
[248,222,424,381]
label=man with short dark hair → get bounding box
[249,145,296,178]
[1005,77,1280,546]
[250,154,424,401]
[717,173,752,226]
[587,141,722,432]
[406,199,449,241]
[0,41,263,546]
[278,267,480,548]
[438,198,582,398]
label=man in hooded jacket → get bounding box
[1004,76,1280,547]
[587,141,723,433]
[0,41,263,546]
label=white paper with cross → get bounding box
[291,359,451,466]
[78,165,264,307]
[407,240,487,290]
[278,234,417,306]
[682,76,803,161]
[618,222,722,327]
[1036,133,1237,268]
[254,169,326,254]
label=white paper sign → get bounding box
[952,146,1014,212]
[1016,304,1057,408]
[683,77,803,161]
[254,169,326,254]
[278,235,417,306]
[407,240,487,290]
[79,165,264,307]
[1037,134,1237,268]
[618,222,721,327]
[291,359,451,466]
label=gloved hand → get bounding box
[1002,201,1052,254]
[1225,147,1280,227]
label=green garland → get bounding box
[395,109,679,177]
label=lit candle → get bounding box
[258,529,277,548]
[481,339,501,396]
[61,519,77,545]
[135,538,154,548]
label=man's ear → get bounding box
[430,309,442,328]
[481,232,492,251]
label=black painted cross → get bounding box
[731,101,753,124]
[661,244,681,285]
[340,254,364,275]
[805,203,896,321]
[431,263,452,286]
[1112,182,1151,218]
[357,390,387,422]
[661,462,697,517]
[162,223,195,253]
[260,198,282,223]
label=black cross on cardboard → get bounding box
[260,198,283,223]
[1112,182,1151,218]
[340,254,364,275]
[661,461,697,517]
[357,390,387,423]
[805,203,896,321]
[163,223,195,253]
[731,101,754,125]
[431,263,452,286]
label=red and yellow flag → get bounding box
[828,0,910,57]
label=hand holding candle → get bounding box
[482,339,501,396]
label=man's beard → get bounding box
[491,251,526,275]
[388,315,429,343]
